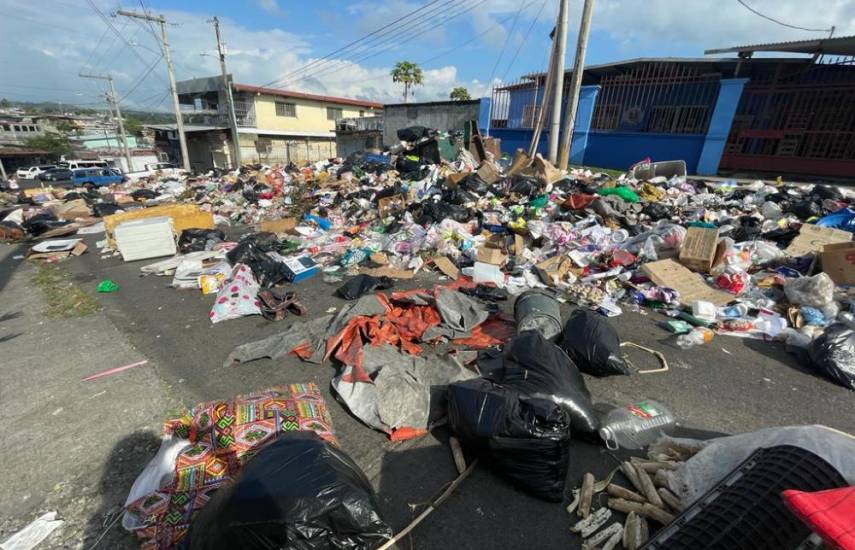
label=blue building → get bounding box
[487,35,855,179]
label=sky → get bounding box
[1,0,853,111]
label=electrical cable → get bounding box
[119,55,164,102]
[273,0,488,90]
[500,0,548,82]
[485,0,526,89]
[257,0,450,88]
[735,0,832,33]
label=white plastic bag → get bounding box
[784,273,836,308]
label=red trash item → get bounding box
[783,486,855,550]
[562,193,596,211]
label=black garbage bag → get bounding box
[447,378,571,501]
[460,284,509,302]
[92,203,124,217]
[178,228,226,253]
[489,331,600,435]
[731,216,762,242]
[336,274,394,300]
[559,309,630,377]
[509,175,542,197]
[131,189,159,201]
[642,202,671,220]
[812,184,843,201]
[396,126,429,142]
[790,200,822,220]
[188,432,393,550]
[416,201,472,225]
[21,212,69,236]
[442,186,477,206]
[808,323,855,390]
[458,173,489,195]
[227,233,289,288]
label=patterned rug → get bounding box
[125,383,336,550]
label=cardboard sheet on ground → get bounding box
[641,259,731,306]
[785,224,851,257]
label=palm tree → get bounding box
[449,87,471,101]
[391,61,423,103]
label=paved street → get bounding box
[2,231,852,549]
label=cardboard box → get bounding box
[259,217,296,234]
[822,241,855,285]
[475,161,500,184]
[282,255,319,283]
[476,246,508,266]
[679,226,720,273]
[641,259,731,307]
[535,255,572,286]
[433,256,459,279]
[786,224,851,257]
[361,267,415,279]
[445,172,469,187]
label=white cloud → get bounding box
[256,0,285,16]
[0,0,853,110]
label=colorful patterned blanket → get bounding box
[125,383,336,550]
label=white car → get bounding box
[16,165,56,179]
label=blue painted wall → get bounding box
[697,78,749,175]
[490,128,551,157]
[585,132,706,172]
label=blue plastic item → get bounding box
[815,209,855,233]
[801,306,827,326]
[303,214,332,230]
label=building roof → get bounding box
[144,124,228,133]
[384,99,481,108]
[233,84,383,109]
[705,35,855,57]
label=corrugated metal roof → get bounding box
[234,84,384,109]
[705,35,855,56]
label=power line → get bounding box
[258,0,450,88]
[486,0,527,88]
[119,55,164,102]
[500,0,548,82]
[735,0,832,33]
[275,0,488,90]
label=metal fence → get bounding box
[592,62,721,134]
[489,75,548,130]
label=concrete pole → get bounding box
[116,10,191,171]
[0,158,7,181]
[547,0,569,164]
[558,0,595,169]
[211,16,242,169]
[107,76,134,171]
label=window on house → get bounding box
[13,125,21,131]
[1,125,8,131]
[275,102,296,117]
[326,107,343,121]
[359,110,365,117]
[521,104,542,128]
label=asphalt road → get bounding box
[56,230,854,549]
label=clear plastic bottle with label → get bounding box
[599,400,676,450]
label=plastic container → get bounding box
[676,327,714,348]
[642,445,847,550]
[598,400,675,450]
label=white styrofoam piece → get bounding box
[115,216,177,262]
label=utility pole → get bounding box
[210,16,242,169]
[558,0,595,170]
[547,0,569,164]
[80,72,133,171]
[117,10,191,171]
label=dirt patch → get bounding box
[33,263,100,318]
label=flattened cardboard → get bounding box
[475,161,500,184]
[433,256,459,279]
[786,224,851,257]
[370,252,389,265]
[514,234,525,256]
[476,246,508,266]
[445,172,469,187]
[361,267,415,279]
[641,259,731,307]
[822,241,855,285]
[378,194,405,217]
[258,217,296,234]
[679,226,720,273]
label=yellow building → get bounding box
[173,77,382,170]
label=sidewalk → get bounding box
[0,244,174,549]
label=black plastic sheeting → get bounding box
[809,323,855,390]
[335,274,394,300]
[188,432,393,550]
[226,233,289,288]
[178,228,226,253]
[447,378,571,502]
[559,309,630,377]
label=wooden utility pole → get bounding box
[117,10,191,171]
[79,73,133,171]
[547,0,569,164]
[210,16,242,169]
[558,0,595,169]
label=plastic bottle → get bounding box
[599,400,676,450]
[676,327,714,348]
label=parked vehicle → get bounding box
[15,165,56,179]
[125,162,185,182]
[37,168,74,182]
[58,160,109,171]
[71,168,124,187]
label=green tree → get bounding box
[56,120,77,134]
[449,87,471,101]
[124,116,144,137]
[390,61,423,103]
[0,98,10,109]
[25,132,73,157]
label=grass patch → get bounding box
[33,264,100,318]
[569,164,626,178]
